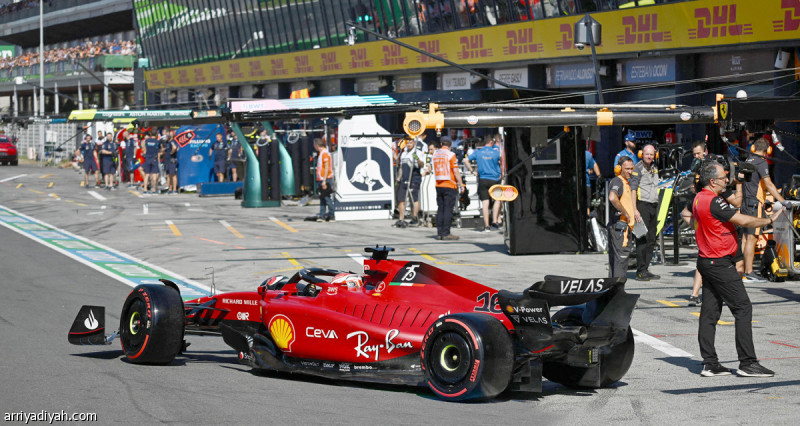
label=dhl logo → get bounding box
[210,65,224,80]
[161,71,175,85]
[294,55,314,74]
[321,52,342,71]
[228,63,243,79]
[248,60,265,78]
[556,23,574,51]
[177,69,190,84]
[617,14,672,45]
[269,315,295,352]
[689,4,753,39]
[773,0,800,32]
[417,40,447,63]
[381,45,408,66]
[457,35,492,60]
[504,28,543,55]
[270,58,288,76]
[193,68,206,83]
[350,47,374,69]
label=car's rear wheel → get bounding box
[543,308,635,388]
[119,284,184,364]
[421,313,513,401]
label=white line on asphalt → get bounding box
[0,174,27,182]
[142,203,149,215]
[632,328,694,357]
[348,253,367,267]
[88,191,106,201]
[87,211,103,215]
[184,203,190,207]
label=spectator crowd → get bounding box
[0,39,136,70]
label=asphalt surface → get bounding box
[1,163,800,424]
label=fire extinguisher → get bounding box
[664,128,676,144]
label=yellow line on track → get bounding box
[220,220,245,238]
[129,190,142,198]
[688,312,757,325]
[65,200,88,207]
[255,266,304,275]
[16,183,23,188]
[165,220,182,236]
[657,300,682,307]
[281,252,302,267]
[408,248,437,262]
[270,216,297,233]
[47,182,54,188]
[435,261,499,267]
[39,174,53,178]
[49,193,59,200]
[29,189,44,194]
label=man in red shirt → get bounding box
[432,138,464,240]
[692,162,783,378]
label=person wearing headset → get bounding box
[741,138,784,282]
[607,156,636,278]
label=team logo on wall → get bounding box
[174,130,196,148]
[268,314,295,352]
[344,147,391,192]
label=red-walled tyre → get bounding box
[421,313,513,401]
[119,284,184,364]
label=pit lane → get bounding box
[1,164,799,423]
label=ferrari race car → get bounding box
[69,246,638,401]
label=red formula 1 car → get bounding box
[68,247,638,401]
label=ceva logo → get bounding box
[174,130,195,148]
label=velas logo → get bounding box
[174,130,196,148]
[269,314,295,352]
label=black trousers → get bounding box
[607,222,631,278]
[636,201,659,274]
[436,186,457,237]
[697,256,758,365]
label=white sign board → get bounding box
[492,67,528,88]
[442,72,471,90]
[335,115,394,220]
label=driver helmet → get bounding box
[332,273,363,289]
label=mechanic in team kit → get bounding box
[607,156,636,278]
[164,129,179,194]
[99,132,118,190]
[630,144,660,281]
[693,161,782,378]
[432,137,464,240]
[741,137,784,282]
[120,130,138,187]
[681,140,744,306]
[76,134,98,188]
[141,131,160,194]
[314,138,335,222]
[395,138,424,227]
[209,132,230,182]
[463,135,503,232]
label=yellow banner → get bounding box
[145,0,800,90]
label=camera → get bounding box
[575,42,586,50]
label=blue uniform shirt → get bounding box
[143,138,159,161]
[467,145,501,181]
[212,139,228,162]
[79,141,95,160]
[585,150,596,187]
[614,147,639,166]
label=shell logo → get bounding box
[269,315,295,352]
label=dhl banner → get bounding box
[145,0,800,90]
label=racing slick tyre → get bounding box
[544,308,635,388]
[421,313,513,401]
[119,284,185,364]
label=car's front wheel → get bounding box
[421,313,513,401]
[119,284,184,364]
